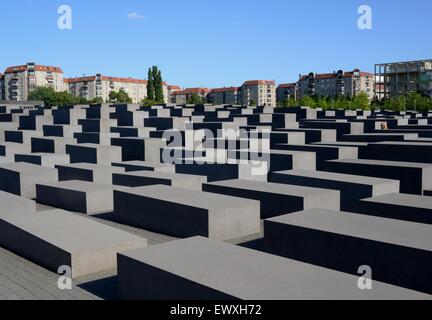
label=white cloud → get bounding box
[126,12,147,20]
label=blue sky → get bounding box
[1,0,430,88]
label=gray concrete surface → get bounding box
[117,237,430,300]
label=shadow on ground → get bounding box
[77,276,118,300]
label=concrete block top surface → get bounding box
[371,141,432,147]
[116,171,207,182]
[37,180,117,192]
[206,179,337,197]
[275,170,400,186]
[238,149,314,157]
[361,193,432,209]
[68,143,120,150]
[315,141,369,147]
[327,158,432,168]
[17,152,69,158]
[0,162,57,173]
[266,209,432,252]
[0,191,35,206]
[119,185,259,210]
[120,236,429,300]
[0,209,147,253]
[0,142,32,148]
[56,163,125,172]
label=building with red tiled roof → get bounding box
[170,87,210,104]
[297,69,375,101]
[65,74,177,103]
[3,62,64,101]
[65,74,149,103]
[207,87,240,105]
[240,80,276,107]
[276,83,298,103]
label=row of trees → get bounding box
[28,87,132,107]
[371,92,432,112]
[278,92,432,111]
[278,93,370,110]
[28,87,97,107]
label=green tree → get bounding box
[109,89,132,103]
[405,92,432,111]
[299,96,316,108]
[333,96,351,109]
[316,97,329,109]
[146,66,164,103]
[351,93,370,110]
[90,97,104,104]
[147,67,155,101]
[249,99,257,107]
[187,93,205,105]
[28,86,78,107]
[141,98,158,107]
[154,68,164,103]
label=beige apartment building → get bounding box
[298,69,374,100]
[3,62,64,101]
[170,88,210,104]
[66,74,149,103]
[66,74,177,104]
[239,80,276,107]
[167,85,181,103]
[208,87,240,105]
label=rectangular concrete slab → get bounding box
[265,209,432,294]
[113,171,207,190]
[66,143,122,165]
[117,237,429,300]
[111,161,175,173]
[15,153,70,168]
[36,180,121,214]
[203,179,340,218]
[0,209,147,278]
[364,141,432,163]
[113,185,260,240]
[0,162,58,198]
[56,163,125,184]
[269,170,400,212]
[0,190,36,214]
[358,193,432,224]
[323,158,432,195]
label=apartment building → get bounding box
[276,83,297,103]
[167,85,181,104]
[344,70,374,100]
[375,59,432,99]
[208,87,240,105]
[66,74,177,103]
[239,80,276,107]
[0,73,4,100]
[298,69,374,100]
[170,88,210,104]
[66,74,150,103]
[3,62,64,101]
